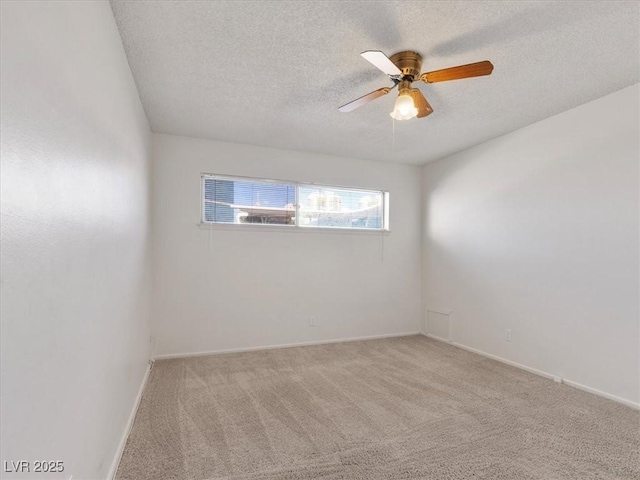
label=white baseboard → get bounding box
[107,361,153,480]
[421,332,640,410]
[560,378,640,410]
[154,331,421,361]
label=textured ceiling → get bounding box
[110,1,639,165]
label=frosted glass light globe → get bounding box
[390,93,417,120]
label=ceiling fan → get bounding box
[338,51,494,120]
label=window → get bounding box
[298,185,384,230]
[203,176,296,225]
[202,174,389,231]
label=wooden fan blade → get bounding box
[420,61,494,83]
[361,51,402,77]
[408,88,433,118]
[338,86,393,113]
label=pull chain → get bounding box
[392,115,395,151]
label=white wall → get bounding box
[422,84,639,406]
[1,2,151,479]
[151,133,422,357]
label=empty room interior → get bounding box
[1,1,639,479]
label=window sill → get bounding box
[197,222,391,235]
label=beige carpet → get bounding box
[116,335,639,479]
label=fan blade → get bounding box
[408,88,433,118]
[361,51,402,77]
[420,61,494,83]
[338,86,394,113]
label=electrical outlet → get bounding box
[505,329,512,342]
[310,316,317,327]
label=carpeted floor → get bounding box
[116,335,640,479]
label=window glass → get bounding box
[202,175,387,231]
[203,177,296,225]
[298,185,384,230]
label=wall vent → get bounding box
[425,309,452,342]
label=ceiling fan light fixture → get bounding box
[389,92,417,120]
[339,50,493,120]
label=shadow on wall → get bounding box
[424,131,611,249]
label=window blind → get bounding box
[203,176,296,225]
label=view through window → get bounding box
[202,175,387,230]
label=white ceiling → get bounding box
[110,1,639,165]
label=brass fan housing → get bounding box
[389,51,423,80]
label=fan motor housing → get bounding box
[390,51,423,80]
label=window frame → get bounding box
[201,173,389,232]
